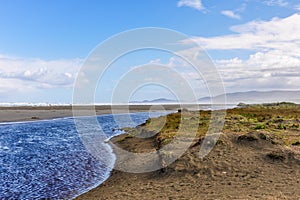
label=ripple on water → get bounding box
[0,112,168,199]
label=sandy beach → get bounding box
[2,0,299,199]
[1,104,299,199]
[77,103,300,200]
[0,105,181,123]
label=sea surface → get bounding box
[0,112,168,199]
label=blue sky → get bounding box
[0,0,300,103]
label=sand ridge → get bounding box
[77,131,300,200]
[77,104,300,200]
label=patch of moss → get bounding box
[277,124,286,130]
[243,113,258,118]
[254,123,265,130]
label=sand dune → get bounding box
[77,104,300,199]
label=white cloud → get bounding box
[263,0,289,7]
[177,0,205,11]
[185,14,300,56]
[215,49,300,92]
[0,55,82,94]
[221,10,241,20]
[178,13,300,93]
[125,13,300,96]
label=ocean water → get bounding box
[0,112,167,199]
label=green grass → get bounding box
[277,124,286,130]
[118,102,300,147]
[254,123,266,130]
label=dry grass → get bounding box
[121,102,300,147]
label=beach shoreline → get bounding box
[76,103,300,200]
[0,104,183,123]
[2,103,299,199]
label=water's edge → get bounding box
[1,106,235,199]
[71,111,172,199]
[72,106,236,199]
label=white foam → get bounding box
[0,102,71,107]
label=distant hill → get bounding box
[198,90,300,104]
[130,90,300,104]
[130,98,177,104]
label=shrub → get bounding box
[255,123,265,130]
[277,124,286,130]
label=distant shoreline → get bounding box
[0,104,236,123]
[0,104,181,123]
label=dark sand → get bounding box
[0,105,181,123]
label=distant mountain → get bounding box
[198,90,300,104]
[131,90,300,104]
[130,98,177,104]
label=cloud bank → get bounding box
[188,14,300,53]
[180,13,300,92]
[0,55,82,94]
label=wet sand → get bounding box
[0,105,181,123]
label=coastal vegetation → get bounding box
[78,102,300,199]
[119,102,300,147]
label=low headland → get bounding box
[77,102,300,199]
